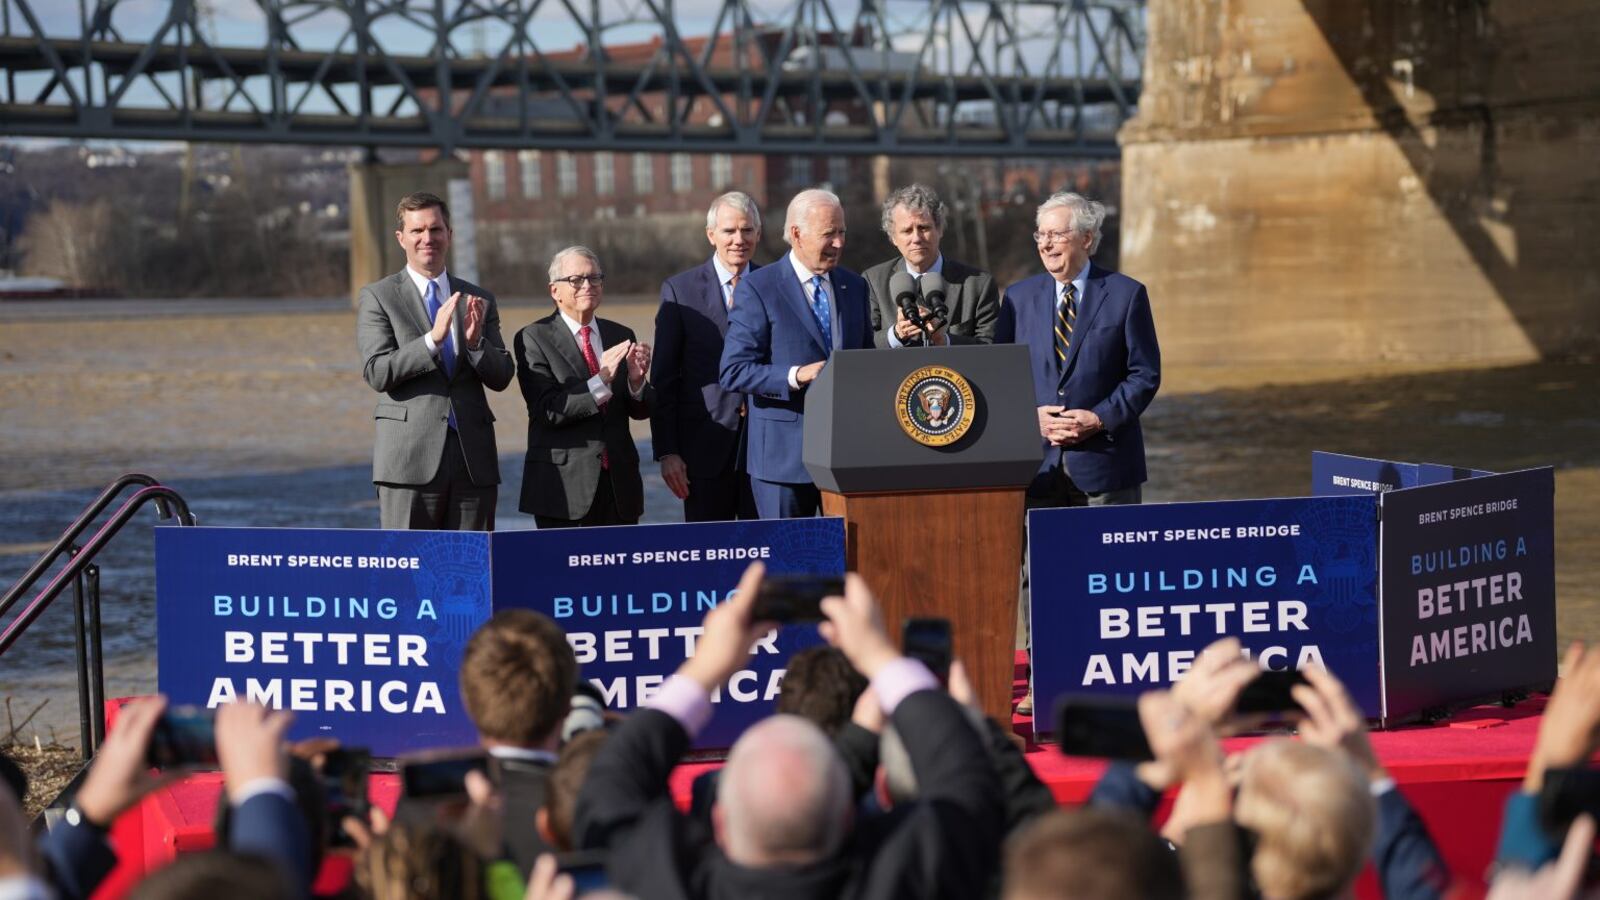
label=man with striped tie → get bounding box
[996,191,1161,712]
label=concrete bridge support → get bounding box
[1120,1,1600,366]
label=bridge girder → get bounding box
[0,0,1144,157]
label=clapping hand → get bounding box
[628,342,651,391]
[597,340,632,384]
[429,292,460,345]
[463,295,486,349]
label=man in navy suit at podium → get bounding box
[650,192,764,522]
[720,188,874,519]
[997,191,1161,712]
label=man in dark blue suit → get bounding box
[997,191,1160,712]
[720,188,874,519]
[650,192,764,521]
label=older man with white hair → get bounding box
[650,191,764,522]
[514,245,654,528]
[997,191,1160,715]
[573,562,1005,900]
[720,188,874,519]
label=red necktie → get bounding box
[578,325,609,470]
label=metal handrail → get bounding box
[0,485,196,657]
[0,473,172,619]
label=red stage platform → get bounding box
[93,680,1544,899]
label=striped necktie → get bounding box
[1054,282,1077,371]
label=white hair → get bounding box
[547,245,602,282]
[783,188,843,247]
[706,191,762,233]
[1035,191,1107,254]
[716,714,852,866]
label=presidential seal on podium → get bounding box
[895,365,977,447]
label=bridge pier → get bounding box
[348,159,469,305]
[1120,0,1600,366]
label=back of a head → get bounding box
[1235,738,1376,900]
[460,609,577,746]
[0,752,26,807]
[357,817,487,900]
[775,646,867,737]
[716,714,851,867]
[130,852,295,900]
[545,728,609,852]
[1003,808,1183,900]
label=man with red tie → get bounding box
[513,246,654,528]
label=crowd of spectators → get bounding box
[2,562,1598,900]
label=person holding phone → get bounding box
[572,562,1005,900]
[456,609,579,876]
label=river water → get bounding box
[2,296,1596,746]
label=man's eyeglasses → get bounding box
[553,274,606,288]
[1032,230,1075,246]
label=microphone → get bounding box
[889,270,924,327]
[918,272,950,324]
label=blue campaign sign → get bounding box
[492,518,845,750]
[1379,468,1557,721]
[155,527,491,755]
[1311,451,1423,497]
[1029,496,1382,726]
[1417,462,1496,485]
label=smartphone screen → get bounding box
[146,707,219,768]
[1054,695,1154,761]
[902,617,953,683]
[398,752,488,799]
[556,850,610,892]
[322,747,371,847]
[1234,669,1310,715]
[751,574,844,623]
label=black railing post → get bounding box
[70,546,92,759]
[86,563,105,752]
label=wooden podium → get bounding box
[803,346,1042,725]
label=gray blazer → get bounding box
[863,255,1001,347]
[514,312,655,521]
[356,270,515,487]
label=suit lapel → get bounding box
[544,313,591,380]
[783,268,829,354]
[1058,267,1106,385]
[829,275,853,351]
[701,260,730,332]
[394,271,430,337]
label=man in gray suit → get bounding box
[514,246,654,528]
[357,191,515,530]
[863,183,1000,348]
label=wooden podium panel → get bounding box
[821,487,1026,726]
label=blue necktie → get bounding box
[424,280,458,429]
[809,275,833,351]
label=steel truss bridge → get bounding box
[0,0,1143,157]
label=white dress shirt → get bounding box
[786,251,835,389]
[711,254,749,309]
[405,266,486,365]
[1054,259,1091,310]
[557,310,645,403]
